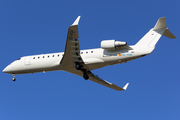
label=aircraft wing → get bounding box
[65,68,129,91]
[60,16,83,69]
[60,16,129,91]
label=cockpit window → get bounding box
[17,58,21,60]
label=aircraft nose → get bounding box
[3,64,12,74]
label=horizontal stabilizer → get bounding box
[163,29,176,39]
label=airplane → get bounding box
[2,16,176,91]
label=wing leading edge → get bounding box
[60,16,129,91]
[60,16,82,68]
[86,71,129,91]
[65,67,129,91]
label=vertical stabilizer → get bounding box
[153,17,167,30]
[153,17,176,39]
[135,17,176,48]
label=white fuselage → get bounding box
[3,46,154,74]
[2,16,176,90]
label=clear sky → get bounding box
[0,0,179,120]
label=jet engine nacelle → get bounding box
[101,40,127,49]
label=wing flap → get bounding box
[87,71,129,91]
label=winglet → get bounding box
[123,83,129,90]
[72,16,81,26]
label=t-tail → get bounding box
[135,17,176,48]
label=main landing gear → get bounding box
[12,74,16,81]
[83,73,89,80]
[75,62,83,70]
[75,62,89,80]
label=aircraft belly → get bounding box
[86,61,119,70]
[83,58,104,64]
[86,55,143,70]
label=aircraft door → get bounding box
[24,57,31,65]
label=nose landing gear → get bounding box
[12,74,16,81]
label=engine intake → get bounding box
[101,40,127,49]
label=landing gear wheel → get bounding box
[83,74,89,80]
[12,74,16,81]
[12,77,16,81]
[75,63,82,70]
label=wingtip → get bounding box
[123,83,129,90]
[72,16,81,26]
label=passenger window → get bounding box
[52,55,54,57]
[38,57,40,59]
[91,51,93,53]
[43,56,45,58]
[57,54,60,57]
[86,52,88,54]
[48,56,49,58]
[33,57,35,59]
[81,52,83,54]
